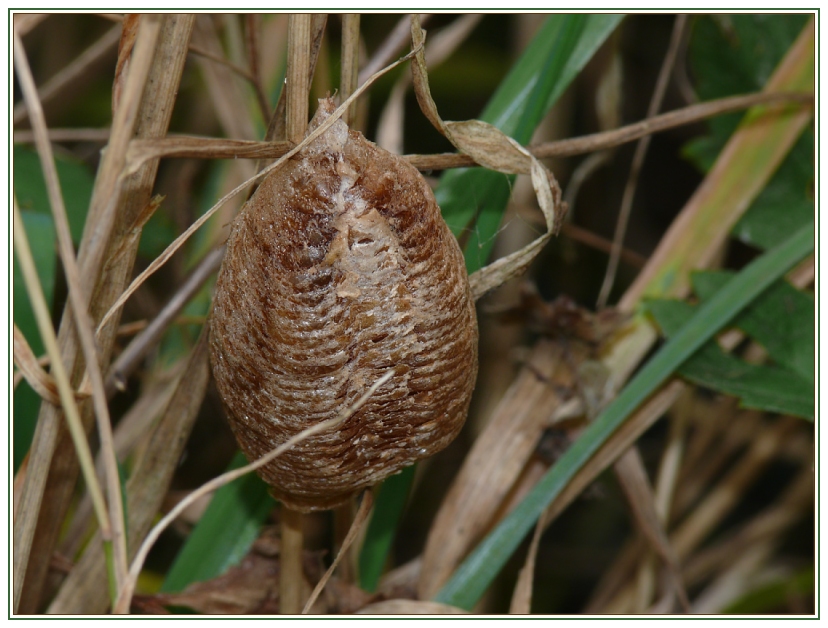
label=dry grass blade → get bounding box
[509,504,554,614]
[277,25,318,604]
[13,325,89,405]
[15,24,132,585]
[127,137,291,168]
[681,469,814,591]
[13,13,48,35]
[48,325,210,614]
[303,491,374,613]
[243,14,271,124]
[376,14,481,153]
[193,15,259,145]
[560,222,648,268]
[14,127,112,143]
[14,15,194,614]
[60,371,182,562]
[112,370,395,614]
[635,396,690,610]
[112,15,140,113]
[613,449,689,612]
[672,418,799,561]
[260,14,326,150]
[12,201,111,612]
[600,417,801,613]
[99,43,424,336]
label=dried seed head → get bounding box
[209,99,478,512]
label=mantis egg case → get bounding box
[209,99,478,512]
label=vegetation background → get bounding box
[12,12,815,614]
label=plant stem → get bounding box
[280,506,305,614]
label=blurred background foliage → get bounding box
[13,12,814,614]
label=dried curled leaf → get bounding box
[409,16,565,300]
[210,99,478,512]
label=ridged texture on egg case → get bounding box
[209,99,478,512]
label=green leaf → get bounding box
[732,133,814,251]
[692,271,814,383]
[646,298,813,419]
[434,222,814,609]
[14,145,93,244]
[685,14,812,170]
[358,466,414,592]
[161,452,274,593]
[359,13,624,588]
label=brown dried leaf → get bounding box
[409,17,565,301]
[444,119,532,174]
[409,16,448,138]
[356,600,469,615]
[150,551,283,615]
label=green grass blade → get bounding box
[161,452,273,593]
[434,221,814,609]
[358,466,415,592]
[13,146,94,471]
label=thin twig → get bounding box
[99,42,425,336]
[14,28,129,591]
[113,370,394,614]
[104,246,224,397]
[303,491,374,613]
[124,91,812,168]
[560,222,648,268]
[596,14,688,308]
[14,127,112,143]
[188,42,259,86]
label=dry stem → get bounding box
[13,27,130,591]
